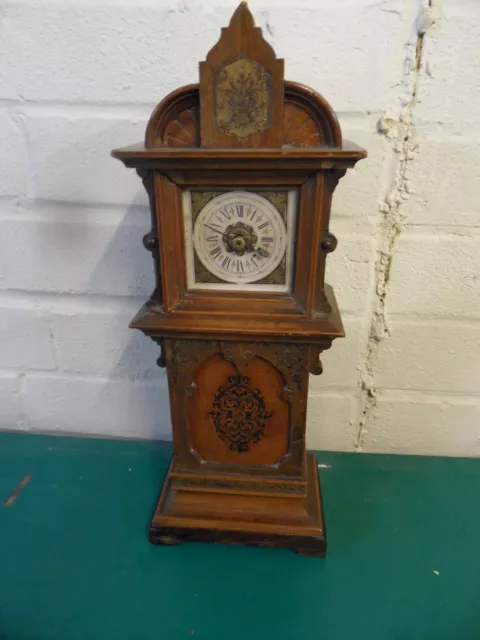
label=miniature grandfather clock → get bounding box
[112,2,366,556]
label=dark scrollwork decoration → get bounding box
[171,339,218,367]
[270,344,307,391]
[210,374,272,453]
[167,339,219,385]
[221,348,234,362]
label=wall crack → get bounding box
[355,1,440,451]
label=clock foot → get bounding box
[149,524,325,555]
[148,529,182,546]
[290,538,326,558]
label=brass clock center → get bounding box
[224,222,257,256]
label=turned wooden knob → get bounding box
[143,232,159,251]
[321,233,337,253]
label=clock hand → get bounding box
[204,223,229,242]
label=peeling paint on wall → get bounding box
[355,0,441,451]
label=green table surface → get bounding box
[1,432,479,640]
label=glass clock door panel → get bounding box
[183,189,298,293]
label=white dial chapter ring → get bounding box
[193,191,287,285]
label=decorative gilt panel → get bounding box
[215,57,271,139]
[199,2,284,148]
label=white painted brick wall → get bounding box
[24,113,148,205]
[1,0,479,457]
[0,203,154,296]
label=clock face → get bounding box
[183,189,297,292]
[193,192,286,284]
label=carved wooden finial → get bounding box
[229,1,255,31]
[199,1,284,148]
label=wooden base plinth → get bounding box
[148,454,327,557]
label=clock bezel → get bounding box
[184,188,296,292]
[153,167,333,320]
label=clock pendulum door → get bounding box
[112,2,366,556]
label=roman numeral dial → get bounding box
[192,191,288,285]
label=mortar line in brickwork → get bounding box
[370,389,480,402]
[0,369,169,386]
[0,289,149,309]
[354,1,440,451]
[402,224,480,232]
[0,198,150,217]
[376,313,480,325]
[0,97,156,118]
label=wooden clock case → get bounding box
[112,2,366,556]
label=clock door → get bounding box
[165,339,310,473]
[187,350,289,466]
[183,189,297,293]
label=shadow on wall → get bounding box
[17,193,171,438]
[87,192,171,440]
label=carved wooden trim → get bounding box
[218,341,309,394]
[325,168,347,191]
[266,343,308,391]
[164,339,310,472]
[171,476,304,495]
[308,341,333,376]
[170,339,217,367]
[136,168,162,302]
[284,81,342,148]
[145,81,342,150]
[167,340,311,393]
[143,81,342,150]
[151,337,166,368]
[145,84,199,149]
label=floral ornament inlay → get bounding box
[210,374,272,453]
[215,57,271,139]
